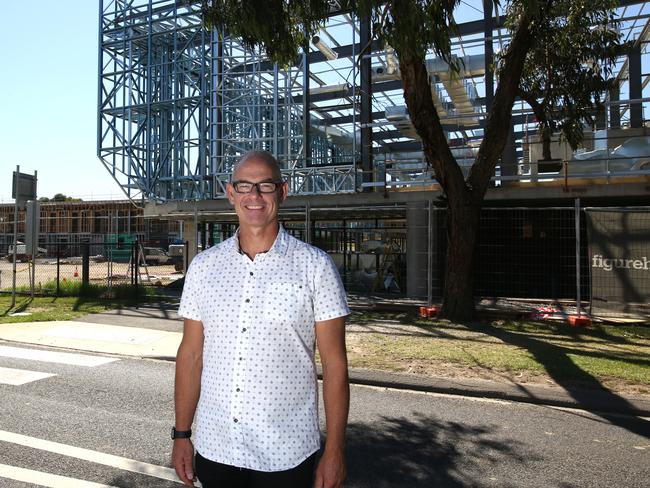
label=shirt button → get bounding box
[245,298,250,303]
[236,388,241,392]
[239,357,243,361]
[242,328,247,332]
[249,272,254,276]
[233,418,238,423]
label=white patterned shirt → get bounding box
[178,226,349,472]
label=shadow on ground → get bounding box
[1,296,32,316]
[71,296,179,314]
[344,413,529,488]
[463,321,650,439]
[106,475,179,488]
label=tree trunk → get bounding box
[441,199,481,321]
[391,1,534,322]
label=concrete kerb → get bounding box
[340,368,650,418]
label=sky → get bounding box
[0,1,124,203]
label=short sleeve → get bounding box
[178,256,203,321]
[313,252,349,322]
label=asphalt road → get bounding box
[0,343,649,488]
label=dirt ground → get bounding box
[0,259,183,290]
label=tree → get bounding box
[512,0,626,162]
[201,0,624,321]
[50,193,83,202]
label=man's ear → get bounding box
[226,183,235,205]
[278,182,289,203]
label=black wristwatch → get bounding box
[171,427,192,439]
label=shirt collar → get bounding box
[230,224,289,257]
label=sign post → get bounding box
[10,166,37,307]
[25,197,40,297]
[11,168,18,308]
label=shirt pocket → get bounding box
[262,282,311,323]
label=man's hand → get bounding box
[172,438,196,486]
[313,447,346,488]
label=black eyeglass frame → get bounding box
[231,180,284,194]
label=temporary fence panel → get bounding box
[285,219,407,294]
[135,240,186,288]
[473,208,589,300]
[585,208,650,316]
[0,210,184,297]
[429,206,590,303]
[0,240,186,298]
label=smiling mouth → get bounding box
[245,205,264,210]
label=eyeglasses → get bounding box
[231,180,282,194]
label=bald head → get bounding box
[233,150,282,182]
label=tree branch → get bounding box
[468,12,534,202]
[519,88,553,160]
[518,89,546,125]
[391,0,468,203]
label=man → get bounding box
[172,150,349,488]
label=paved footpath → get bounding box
[1,302,650,417]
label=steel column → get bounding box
[629,44,643,128]
[360,13,373,189]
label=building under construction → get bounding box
[98,0,650,309]
[0,200,180,253]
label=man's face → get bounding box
[226,157,288,231]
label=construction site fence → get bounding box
[2,206,648,319]
[0,241,188,300]
[406,204,650,319]
[186,205,650,318]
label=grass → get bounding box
[0,296,124,323]
[0,282,164,324]
[346,311,650,393]
[12,279,162,300]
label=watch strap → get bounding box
[171,427,192,439]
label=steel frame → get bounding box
[98,0,650,202]
[98,0,211,202]
[211,36,306,182]
[98,0,360,202]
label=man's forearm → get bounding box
[174,344,202,430]
[321,359,350,451]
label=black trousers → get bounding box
[195,451,317,488]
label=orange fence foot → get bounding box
[419,306,440,318]
[567,315,592,327]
